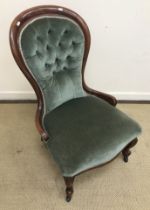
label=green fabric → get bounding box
[20,16,85,113]
[19,15,141,177]
[44,96,141,177]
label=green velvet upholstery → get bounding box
[19,15,141,178]
[44,96,141,177]
[20,16,85,114]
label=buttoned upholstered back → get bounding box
[19,16,86,114]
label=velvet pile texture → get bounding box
[20,16,85,113]
[44,96,141,176]
[19,16,141,177]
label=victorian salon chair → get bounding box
[9,5,141,202]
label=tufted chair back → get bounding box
[20,15,89,117]
[10,6,91,138]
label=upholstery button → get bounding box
[72,41,76,46]
[48,29,52,34]
[67,55,71,59]
[46,45,50,50]
[58,42,62,47]
[36,50,41,56]
[45,63,50,68]
[36,36,42,42]
[64,30,69,34]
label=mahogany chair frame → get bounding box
[9,5,138,202]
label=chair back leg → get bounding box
[122,138,138,162]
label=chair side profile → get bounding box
[9,5,141,202]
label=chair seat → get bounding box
[44,96,141,177]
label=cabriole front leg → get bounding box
[122,138,138,162]
[64,176,75,202]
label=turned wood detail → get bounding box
[122,138,138,162]
[64,176,75,202]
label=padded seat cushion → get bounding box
[44,96,141,177]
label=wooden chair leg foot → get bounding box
[64,176,75,202]
[123,150,131,162]
[66,191,72,202]
[122,138,138,163]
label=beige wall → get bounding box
[1,0,150,100]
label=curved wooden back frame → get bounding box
[10,5,117,141]
[9,5,91,140]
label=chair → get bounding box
[9,5,141,202]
